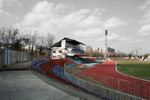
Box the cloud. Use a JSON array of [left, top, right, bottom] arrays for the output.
[[0, 0, 4, 14], [139, 24, 150, 35], [16, 0, 130, 50], [98, 33, 119, 42], [17, 1, 127, 34], [5, 0, 22, 6], [139, 24, 150, 32], [139, 0, 150, 35], [17, 1, 106, 35], [97, 33, 141, 46], [0, 0, 21, 15], [139, 0, 150, 10], [103, 17, 127, 29], [73, 28, 103, 38], [139, 9, 150, 24], [139, 0, 150, 24], [0, 0, 11, 18]]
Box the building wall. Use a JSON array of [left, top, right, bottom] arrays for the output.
[[52, 47, 66, 58], [52, 39, 84, 58], [107, 47, 115, 53]]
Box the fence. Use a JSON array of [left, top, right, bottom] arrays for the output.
[[0, 49, 30, 69], [64, 62, 148, 100]]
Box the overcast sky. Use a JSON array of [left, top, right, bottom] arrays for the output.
[[0, 0, 150, 54]]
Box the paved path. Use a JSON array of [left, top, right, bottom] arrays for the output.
[[0, 62, 104, 100], [4, 62, 31, 70], [0, 62, 79, 100]]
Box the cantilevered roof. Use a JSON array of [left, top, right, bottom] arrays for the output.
[[52, 37, 85, 47]]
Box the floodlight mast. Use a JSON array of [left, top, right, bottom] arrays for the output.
[[105, 30, 108, 58]]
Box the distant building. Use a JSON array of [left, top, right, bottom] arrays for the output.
[[83, 46, 103, 57], [106, 47, 116, 57], [52, 37, 85, 58], [92, 47, 103, 53], [107, 47, 115, 52], [21, 38, 36, 50]]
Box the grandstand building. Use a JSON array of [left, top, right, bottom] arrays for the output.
[[52, 37, 85, 59]]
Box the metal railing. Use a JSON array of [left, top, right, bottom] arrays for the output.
[[64, 62, 147, 100]]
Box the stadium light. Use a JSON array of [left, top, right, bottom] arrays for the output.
[[105, 30, 108, 58]]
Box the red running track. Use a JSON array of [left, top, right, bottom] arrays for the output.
[[76, 61, 150, 99]]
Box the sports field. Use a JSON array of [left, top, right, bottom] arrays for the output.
[[117, 61, 150, 80]]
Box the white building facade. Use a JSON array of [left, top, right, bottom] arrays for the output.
[[52, 37, 85, 59]]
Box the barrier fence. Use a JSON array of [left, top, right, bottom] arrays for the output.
[[64, 62, 149, 100], [0, 49, 30, 69]]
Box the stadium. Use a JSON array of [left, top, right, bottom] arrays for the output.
[[1, 0, 150, 100], [31, 37, 150, 100]]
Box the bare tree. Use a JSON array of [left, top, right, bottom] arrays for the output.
[[0, 27, 20, 49], [24, 30, 37, 50], [37, 33, 55, 54], [85, 46, 94, 57], [93, 50, 102, 57], [23, 30, 38, 60], [38, 35, 46, 47], [38, 33, 55, 48], [46, 33, 55, 50], [116, 52, 127, 57]]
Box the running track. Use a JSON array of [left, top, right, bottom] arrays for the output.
[[76, 61, 150, 99]]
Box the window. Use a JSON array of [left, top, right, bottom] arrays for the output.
[[59, 50, 62, 53]]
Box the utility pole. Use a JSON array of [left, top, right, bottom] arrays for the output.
[[105, 30, 108, 58]]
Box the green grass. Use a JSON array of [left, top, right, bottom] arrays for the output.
[[117, 62, 150, 80]]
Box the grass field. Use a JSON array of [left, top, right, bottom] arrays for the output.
[[117, 61, 150, 80]]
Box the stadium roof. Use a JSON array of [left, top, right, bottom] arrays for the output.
[[52, 37, 85, 47]]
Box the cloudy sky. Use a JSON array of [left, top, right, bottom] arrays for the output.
[[0, 0, 150, 54]]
